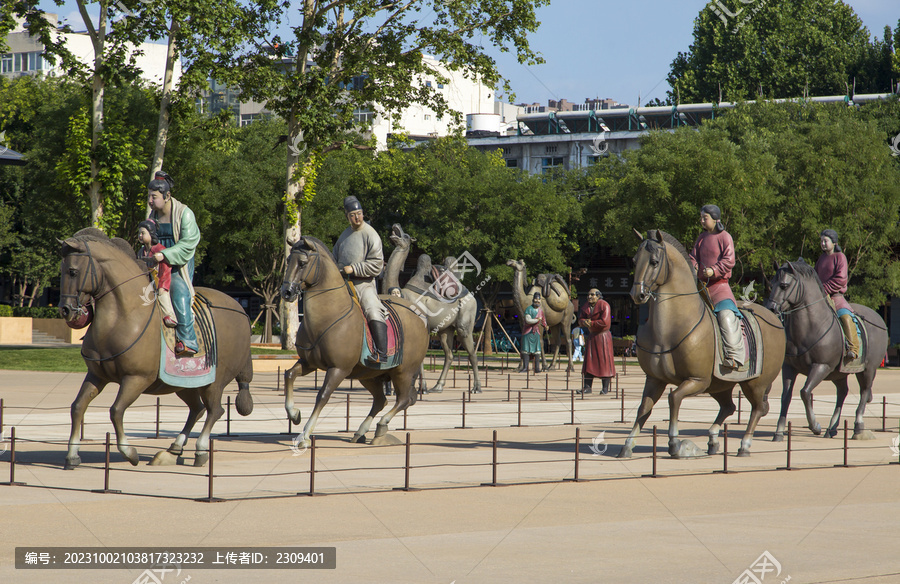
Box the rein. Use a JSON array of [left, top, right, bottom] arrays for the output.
[[286, 250, 356, 354], [64, 242, 158, 363]]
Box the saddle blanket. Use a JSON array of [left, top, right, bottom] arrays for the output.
[[159, 295, 217, 388], [347, 282, 404, 370]]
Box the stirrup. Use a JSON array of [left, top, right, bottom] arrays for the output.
[[174, 341, 196, 357]]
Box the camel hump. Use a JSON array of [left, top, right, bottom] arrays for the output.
[[543, 278, 570, 312]]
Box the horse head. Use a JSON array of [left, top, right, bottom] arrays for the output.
[[630, 229, 667, 304], [764, 260, 803, 314], [281, 236, 337, 301]]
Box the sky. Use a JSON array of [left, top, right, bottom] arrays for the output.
[[39, 0, 900, 107]]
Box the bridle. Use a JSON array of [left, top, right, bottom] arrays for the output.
[[61, 241, 156, 362], [771, 267, 837, 357], [633, 237, 708, 355], [283, 247, 354, 353]]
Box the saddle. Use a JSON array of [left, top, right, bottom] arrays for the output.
[[711, 304, 763, 383], [346, 282, 405, 370], [158, 293, 217, 388]]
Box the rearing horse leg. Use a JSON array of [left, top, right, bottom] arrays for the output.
[[109, 376, 148, 466], [668, 376, 713, 458], [773, 365, 799, 442], [192, 386, 226, 467], [852, 369, 876, 439], [707, 388, 737, 455], [737, 379, 772, 456], [65, 373, 107, 469], [825, 377, 850, 438], [150, 389, 205, 466], [296, 367, 350, 448], [799, 363, 831, 436], [284, 358, 314, 425], [617, 377, 666, 459], [352, 377, 388, 443]]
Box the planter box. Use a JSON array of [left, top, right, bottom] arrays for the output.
[[0, 316, 33, 344], [33, 318, 84, 345]]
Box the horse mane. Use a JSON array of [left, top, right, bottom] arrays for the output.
[[787, 258, 828, 297], [296, 236, 338, 267], [649, 229, 697, 279], [64, 228, 147, 270]]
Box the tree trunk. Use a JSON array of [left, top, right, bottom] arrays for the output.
[[149, 17, 180, 184], [79, 0, 107, 228]]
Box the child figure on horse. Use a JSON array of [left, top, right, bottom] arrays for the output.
[[137, 219, 177, 329], [816, 229, 860, 360], [689, 204, 745, 369]]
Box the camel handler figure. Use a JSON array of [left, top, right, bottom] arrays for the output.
[[333, 195, 389, 366], [816, 228, 860, 360], [521, 292, 548, 374], [689, 204, 745, 369]]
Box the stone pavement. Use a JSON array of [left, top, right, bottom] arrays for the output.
[[1, 358, 899, 583]]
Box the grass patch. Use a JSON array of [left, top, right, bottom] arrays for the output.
[[0, 348, 88, 372]]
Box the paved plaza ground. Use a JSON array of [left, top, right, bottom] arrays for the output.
[[1, 354, 899, 583]]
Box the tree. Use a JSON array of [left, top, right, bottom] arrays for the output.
[[668, 0, 875, 103], [225, 0, 548, 349], [173, 117, 288, 343]]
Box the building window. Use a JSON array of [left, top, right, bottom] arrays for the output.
[[353, 108, 375, 123], [28, 52, 44, 71], [425, 80, 432, 88], [14, 53, 23, 72], [437, 82, 444, 89], [506, 159, 518, 168], [1, 54, 12, 73], [240, 113, 261, 126], [541, 157, 565, 173], [545, 145, 558, 154]]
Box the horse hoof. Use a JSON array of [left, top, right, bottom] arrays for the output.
[[737, 449, 751, 457], [288, 409, 302, 426], [670, 439, 705, 459], [122, 446, 140, 466], [194, 452, 209, 467], [149, 451, 179, 466], [851, 430, 876, 441], [471, 387, 482, 394], [64, 457, 81, 470], [772, 433, 785, 443], [810, 423, 822, 436], [825, 428, 838, 439], [616, 446, 633, 459], [707, 443, 719, 456], [352, 434, 367, 444], [370, 433, 402, 446], [426, 387, 443, 394]]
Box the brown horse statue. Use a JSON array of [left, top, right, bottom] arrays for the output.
[[619, 229, 785, 458], [280, 236, 429, 447], [58, 228, 254, 468], [764, 260, 889, 440]]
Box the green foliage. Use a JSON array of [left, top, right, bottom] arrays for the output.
[[587, 100, 900, 307], [0, 305, 12, 317], [668, 0, 892, 103], [11, 306, 61, 318], [0, 348, 87, 373]]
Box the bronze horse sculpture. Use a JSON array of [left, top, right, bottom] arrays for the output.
[[619, 230, 785, 458], [280, 236, 428, 447], [58, 229, 254, 468], [764, 260, 888, 440]]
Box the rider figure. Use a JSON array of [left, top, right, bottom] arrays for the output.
[[816, 229, 860, 360], [522, 292, 548, 374], [689, 204, 745, 369], [333, 196, 388, 365], [147, 171, 200, 357], [136, 219, 177, 329]]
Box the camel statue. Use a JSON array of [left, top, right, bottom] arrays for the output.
[[384, 224, 482, 393], [507, 259, 575, 372]]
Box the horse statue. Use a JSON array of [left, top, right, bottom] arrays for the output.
[[280, 236, 429, 447], [58, 228, 254, 469], [764, 260, 889, 440], [619, 229, 785, 458]]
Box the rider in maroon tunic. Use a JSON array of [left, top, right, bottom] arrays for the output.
[[576, 289, 615, 395], [689, 204, 744, 369], [815, 229, 859, 359]]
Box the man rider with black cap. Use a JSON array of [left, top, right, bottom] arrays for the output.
[[333, 196, 389, 365]]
